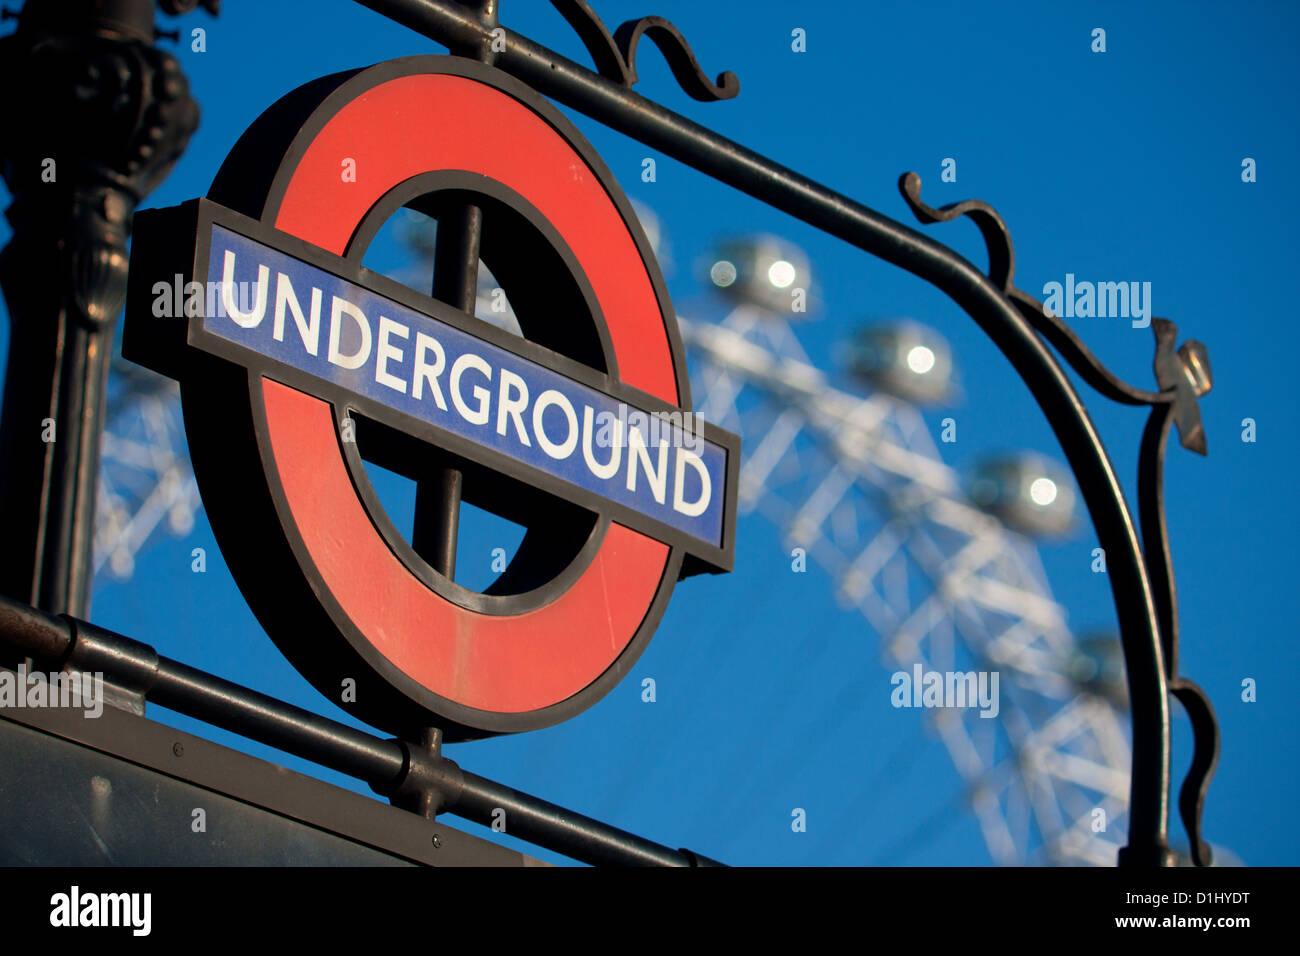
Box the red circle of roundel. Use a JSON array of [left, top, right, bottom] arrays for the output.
[[251, 63, 682, 720]]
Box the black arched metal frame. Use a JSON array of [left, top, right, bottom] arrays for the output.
[[355, 0, 1219, 867], [0, 0, 1219, 869]]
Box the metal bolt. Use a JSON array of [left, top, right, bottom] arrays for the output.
[[172, 742, 184, 757]]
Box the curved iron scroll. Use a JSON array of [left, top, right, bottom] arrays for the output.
[[899, 172, 1171, 410], [901, 172, 1219, 864], [549, 0, 739, 101]]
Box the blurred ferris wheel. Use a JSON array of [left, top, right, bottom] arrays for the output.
[[95, 202, 1137, 865], [95, 340, 200, 581], [681, 231, 1131, 866]]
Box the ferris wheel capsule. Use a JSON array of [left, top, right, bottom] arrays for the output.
[[706, 235, 813, 317], [967, 453, 1077, 538], [847, 320, 954, 404]]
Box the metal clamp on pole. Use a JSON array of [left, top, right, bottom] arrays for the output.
[[383, 727, 466, 819], [62, 616, 160, 716]]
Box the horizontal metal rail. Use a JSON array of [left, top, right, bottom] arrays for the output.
[[0, 594, 721, 867]]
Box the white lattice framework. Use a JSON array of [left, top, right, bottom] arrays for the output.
[[94, 353, 200, 581], [682, 303, 1132, 865]]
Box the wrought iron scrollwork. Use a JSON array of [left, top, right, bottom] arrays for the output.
[[900, 170, 1219, 865], [549, 0, 739, 101], [900, 172, 1166, 408]]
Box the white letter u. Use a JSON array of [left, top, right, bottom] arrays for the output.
[[221, 249, 268, 328]]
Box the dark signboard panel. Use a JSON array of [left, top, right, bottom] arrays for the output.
[[0, 702, 539, 867]]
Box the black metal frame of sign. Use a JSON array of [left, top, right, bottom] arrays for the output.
[[339, 0, 1220, 868], [0, 0, 1221, 868]]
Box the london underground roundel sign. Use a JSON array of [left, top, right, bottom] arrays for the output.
[[123, 56, 739, 739]]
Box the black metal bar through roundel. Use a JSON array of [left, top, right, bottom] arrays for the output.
[[337, 172, 621, 614]]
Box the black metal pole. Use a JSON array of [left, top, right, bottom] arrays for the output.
[[349, 0, 1174, 865], [0, 0, 199, 617], [411, 200, 480, 577], [411, 1, 498, 579], [449, 765, 716, 866]]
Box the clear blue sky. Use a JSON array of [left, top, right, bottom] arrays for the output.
[[2, 0, 1296, 865]]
